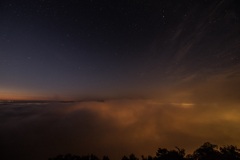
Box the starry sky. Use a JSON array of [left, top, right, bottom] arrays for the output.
[[1, 0, 239, 100], [1, 0, 240, 160]]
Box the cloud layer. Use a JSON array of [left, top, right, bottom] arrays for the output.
[[1, 93, 240, 160]]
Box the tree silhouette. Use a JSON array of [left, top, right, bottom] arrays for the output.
[[102, 156, 110, 160], [141, 155, 154, 160], [48, 154, 81, 160], [122, 155, 129, 160], [122, 154, 138, 160], [220, 145, 240, 160], [156, 147, 185, 160], [49, 154, 99, 160], [49, 142, 240, 160], [192, 142, 219, 160]]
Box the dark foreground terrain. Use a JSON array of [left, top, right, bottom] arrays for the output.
[[50, 142, 240, 160]]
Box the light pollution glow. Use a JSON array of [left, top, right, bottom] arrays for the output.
[[1, 99, 240, 160], [1, 71, 240, 160], [1, 66, 240, 160]]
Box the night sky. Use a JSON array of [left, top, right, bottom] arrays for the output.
[[1, 0, 240, 160]]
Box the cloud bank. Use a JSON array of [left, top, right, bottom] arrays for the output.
[[1, 92, 240, 160]]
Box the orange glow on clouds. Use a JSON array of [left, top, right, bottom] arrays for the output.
[[1, 98, 240, 159]]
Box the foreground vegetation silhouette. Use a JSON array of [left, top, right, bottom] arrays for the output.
[[49, 142, 240, 160]]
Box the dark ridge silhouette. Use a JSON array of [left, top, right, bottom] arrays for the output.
[[49, 142, 240, 160]]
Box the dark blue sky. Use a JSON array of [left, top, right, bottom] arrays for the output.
[[1, 0, 240, 100]]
